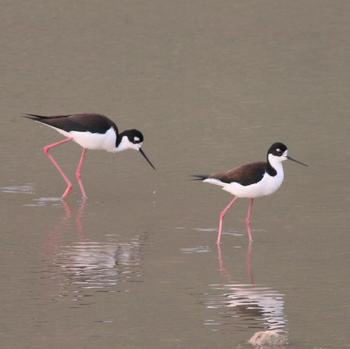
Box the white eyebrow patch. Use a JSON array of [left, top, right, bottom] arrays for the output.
[[134, 137, 140, 142]]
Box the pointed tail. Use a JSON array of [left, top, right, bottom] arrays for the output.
[[23, 114, 52, 121], [191, 174, 209, 181]]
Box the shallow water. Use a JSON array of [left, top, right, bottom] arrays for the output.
[[1, 1, 350, 348]]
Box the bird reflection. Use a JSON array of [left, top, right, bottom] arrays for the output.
[[44, 200, 147, 300], [216, 234, 255, 285], [206, 225, 288, 347]]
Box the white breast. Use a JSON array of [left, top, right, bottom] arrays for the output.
[[59, 127, 117, 151]]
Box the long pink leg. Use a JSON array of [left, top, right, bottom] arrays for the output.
[[245, 199, 254, 241], [217, 197, 239, 244], [75, 149, 88, 199], [43, 138, 73, 199]]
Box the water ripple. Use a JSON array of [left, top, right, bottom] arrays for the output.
[[0, 184, 34, 194], [180, 246, 210, 254], [205, 283, 287, 332], [52, 238, 144, 293]]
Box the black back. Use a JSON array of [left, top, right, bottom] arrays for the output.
[[211, 162, 267, 186], [25, 113, 118, 135]]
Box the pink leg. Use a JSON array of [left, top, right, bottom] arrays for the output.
[[217, 197, 239, 244], [75, 149, 88, 199], [43, 138, 73, 199], [246, 240, 255, 284], [245, 199, 254, 241]]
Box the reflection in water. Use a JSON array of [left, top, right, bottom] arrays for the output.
[[0, 184, 34, 194], [55, 239, 143, 290], [205, 227, 288, 346], [181, 246, 210, 254], [44, 200, 147, 301]]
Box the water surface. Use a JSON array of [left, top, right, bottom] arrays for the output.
[[1, 1, 350, 348]]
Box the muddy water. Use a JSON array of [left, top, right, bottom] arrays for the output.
[[1, 1, 350, 348]]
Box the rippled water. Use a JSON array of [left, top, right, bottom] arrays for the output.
[[206, 283, 287, 330], [0, 184, 34, 195], [37, 201, 148, 302], [206, 254, 287, 335]]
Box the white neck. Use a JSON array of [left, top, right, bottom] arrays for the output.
[[268, 154, 285, 175]]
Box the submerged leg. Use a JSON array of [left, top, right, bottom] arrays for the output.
[[245, 198, 254, 241], [75, 149, 88, 199], [43, 138, 73, 199], [217, 197, 239, 244]]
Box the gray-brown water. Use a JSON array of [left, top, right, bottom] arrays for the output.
[[1, 1, 350, 348]]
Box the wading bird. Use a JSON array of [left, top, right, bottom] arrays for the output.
[[193, 142, 307, 243], [25, 113, 155, 199]]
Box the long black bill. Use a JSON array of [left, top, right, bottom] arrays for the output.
[[287, 155, 308, 167], [139, 148, 156, 170]]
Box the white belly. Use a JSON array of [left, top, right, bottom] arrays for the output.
[[56, 127, 117, 151], [222, 171, 284, 198]]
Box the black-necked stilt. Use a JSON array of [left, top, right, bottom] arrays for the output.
[[193, 142, 307, 244], [25, 113, 155, 199]]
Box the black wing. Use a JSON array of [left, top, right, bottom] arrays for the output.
[[25, 113, 118, 134], [211, 162, 267, 186]]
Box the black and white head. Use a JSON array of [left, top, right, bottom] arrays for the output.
[[118, 129, 155, 169], [119, 129, 144, 151], [267, 142, 307, 166]]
